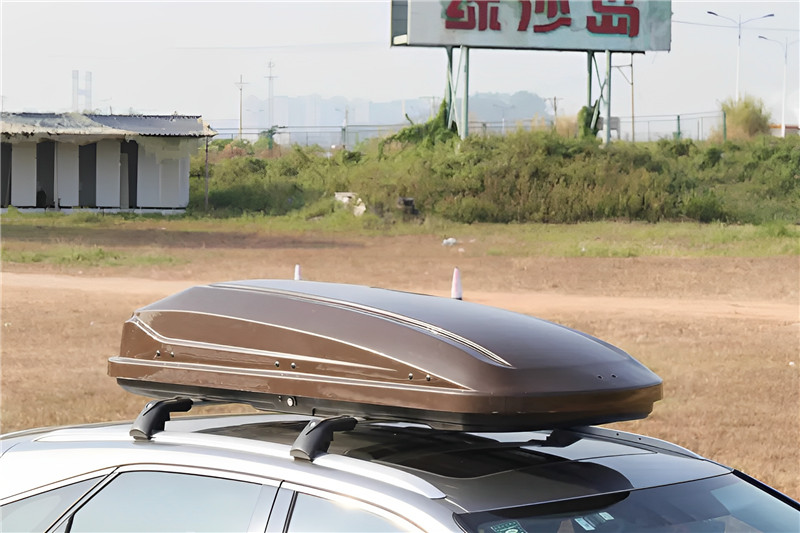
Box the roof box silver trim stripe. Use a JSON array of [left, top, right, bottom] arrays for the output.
[[212, 283, 512, 368]]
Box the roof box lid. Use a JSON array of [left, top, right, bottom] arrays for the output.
[[109, 280, 662, 430]]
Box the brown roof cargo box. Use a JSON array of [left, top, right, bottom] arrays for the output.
[[109, 280, 662, 430]]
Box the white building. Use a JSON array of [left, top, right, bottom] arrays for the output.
[[1, 113, 215, 213]]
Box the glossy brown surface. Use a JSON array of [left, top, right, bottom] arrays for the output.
[[109, 280, 663, 430]]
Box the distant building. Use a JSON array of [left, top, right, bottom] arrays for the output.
[[1, 113, 215, 213], [768, 124, 799, 137]]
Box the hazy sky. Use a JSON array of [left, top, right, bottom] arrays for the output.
[[2, 1, 798, 126]]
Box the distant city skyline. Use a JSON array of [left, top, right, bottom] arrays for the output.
[[205, 91, 551, 146], [231, 90, 549, 127], [2, 1, 798, 128]]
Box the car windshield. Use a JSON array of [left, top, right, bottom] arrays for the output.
[[455, 473, 799, 533]]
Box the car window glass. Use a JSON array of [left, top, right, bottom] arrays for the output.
[[66, 471, 268, 532], [0, 477, 101, 533], [286, 492, 410, 533], [455, 473, 800, 533]]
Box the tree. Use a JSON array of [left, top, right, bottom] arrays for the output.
[[718, 96, 772, 139], [577, 102, 600, 139]]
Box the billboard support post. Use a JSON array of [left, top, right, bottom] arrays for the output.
[[605, 51, 612, 146], [391, 1, 671, 142], [444, 46, 470, 138], [630, 53, 635, 142], [587, 52, 594, 109], [445, 46, 453, 128], [461, 46, 470, 139]]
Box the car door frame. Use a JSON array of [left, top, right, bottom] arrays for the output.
[[45, 464, 282, 533]]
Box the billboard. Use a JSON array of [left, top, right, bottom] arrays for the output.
[[392, 0, 671, 52]]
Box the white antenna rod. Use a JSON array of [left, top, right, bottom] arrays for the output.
[[451, 267, 462, 300]]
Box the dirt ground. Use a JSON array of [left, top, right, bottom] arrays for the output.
[[1, 231, 798, 498]]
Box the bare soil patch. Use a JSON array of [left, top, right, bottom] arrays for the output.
[[1, 232, 798, 498]]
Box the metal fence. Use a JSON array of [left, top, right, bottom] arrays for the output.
[[212, 110, 727, 147], [469, 111, 725, 142], [213, 124, 409, 149], [621, 111, 725, 142]]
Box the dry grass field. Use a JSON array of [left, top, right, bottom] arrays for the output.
[[1, 219, 798, 500]]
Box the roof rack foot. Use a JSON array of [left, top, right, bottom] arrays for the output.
[[291, 416, 358, 461], [130, 397, 193, 441]]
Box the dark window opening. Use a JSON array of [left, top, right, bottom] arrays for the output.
[[78, 143, 96, 207], [36, 140, 56, 208], [1, 142, 11, 207]]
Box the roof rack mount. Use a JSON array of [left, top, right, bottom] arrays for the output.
[[129, 396, 359, 462], [290, 416, 358, 461], [129, 397, 193, 441]]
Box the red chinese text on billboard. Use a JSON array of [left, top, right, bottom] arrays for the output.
[[518, 1, 572, 33], [445, 0, 502, 31], [444, 0, 641, 39], [587, 0, 639, 37]]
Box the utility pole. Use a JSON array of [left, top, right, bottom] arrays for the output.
[[204, 137, 209, 211], [493, 103, 514, 134], [612, 55, 634, 141], [423, 96, 438, 119], [759, 36, 799, 138], [341, 106, 349, 150], [235, 75, 249, 139], [552, 97, 557, 125], [265, 61, 277, 128], [707, 11, 775, 101], [551, 97, 564, 130], [630, 54, 634, 141]]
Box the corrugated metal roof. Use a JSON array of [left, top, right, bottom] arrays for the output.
[[1, 112, 216, 138]]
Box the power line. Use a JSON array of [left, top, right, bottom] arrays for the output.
[[673, 19, 797, 32], [175, 41, 383, 51]]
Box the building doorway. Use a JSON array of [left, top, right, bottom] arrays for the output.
[[36, 141, 56, 208], [78, 143, 97, 207], [1, 143, 11, 207]]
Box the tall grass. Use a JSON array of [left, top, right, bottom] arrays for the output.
[[190, 133, 800, 225], [1, 244, 181, 267], [712, 96, 771, 140], [3, 209, 798, 259]]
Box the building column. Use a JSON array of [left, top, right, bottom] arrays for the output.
[[10, 143, 37, 207]]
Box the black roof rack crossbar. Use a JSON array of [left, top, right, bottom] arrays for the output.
[[291, 416, 358, 461], [130, 397, 193, 441]]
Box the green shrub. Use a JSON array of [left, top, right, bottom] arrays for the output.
[[698, 146, 723, 169], [209, 139, 234, 152], [378, 100, 457, 155], [187, 131, 799, 224], [684, 192, 726, 222], [718, 96, 771, 139], [577, 103, 600, 139]]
